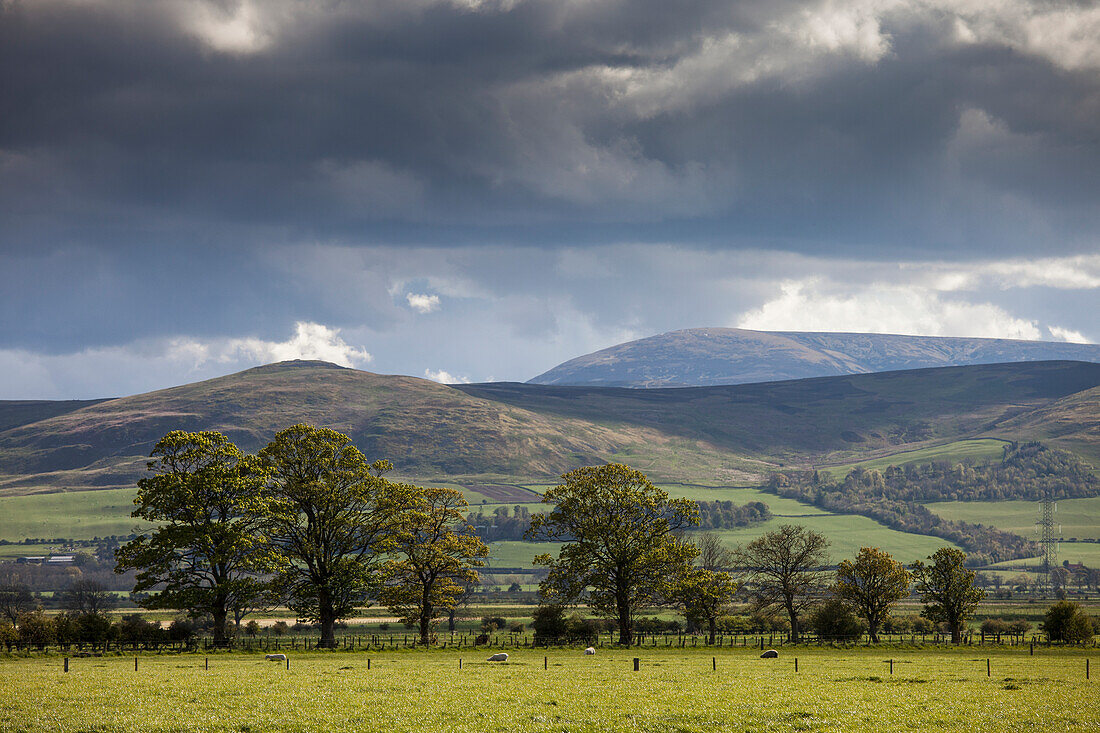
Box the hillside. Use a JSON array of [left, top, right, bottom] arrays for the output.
[[528, 328, 1100, 387], [3, 359, 1099, 498], [0, 360, 713, 495]]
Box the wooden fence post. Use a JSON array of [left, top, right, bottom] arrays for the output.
[[64, 658, 69, 673], [633, 658, 640, 672], [986, 659, 990, 677]]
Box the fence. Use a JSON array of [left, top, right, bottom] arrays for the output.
[[4, 629, 1088, 654]]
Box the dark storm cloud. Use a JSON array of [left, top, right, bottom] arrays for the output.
[[1, 0, 1098, 365]]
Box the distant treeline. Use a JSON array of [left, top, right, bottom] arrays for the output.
[[468, 500, 770, 541], [765, 442, 1099, 565]]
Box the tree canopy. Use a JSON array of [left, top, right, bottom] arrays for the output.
[[834, 547, 910, 643], [379, 486, 488, 645], [733, 524, 830, 642], [259, 424, 417, 647], [114, 431, 274, 645], [910, 547, 985, 644], [527, 463, 699, 645]]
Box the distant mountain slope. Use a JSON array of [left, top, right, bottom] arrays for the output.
[[0, 360, 686, 493], [528, 328, 1100, 387], [0, 400, 108, 433], [2, 360, 1098, 496]]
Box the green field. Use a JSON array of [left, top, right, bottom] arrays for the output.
[[818, 439, 1011, 478], [1, 647, 1095, 732], [0, 488, 153, 541], [926, 497, 1100, 542]]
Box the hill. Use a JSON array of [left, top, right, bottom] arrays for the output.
[[2, 359, 1098, 498], [528, 328, 1100, 387]]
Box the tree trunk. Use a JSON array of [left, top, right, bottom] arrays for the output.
[[950, 620, 962, 645], [617, 589, 632, 646], [448, 609, 457, 632], [786, 599, 800, 642], [708, 617, 717, 645], [212, 605, 229, 647], [318, 588, 336, 648]]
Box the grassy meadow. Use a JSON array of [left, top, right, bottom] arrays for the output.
[[1, 646, 1095, 732]]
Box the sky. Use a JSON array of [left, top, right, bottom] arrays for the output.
[[1, 0, 1098, 399]]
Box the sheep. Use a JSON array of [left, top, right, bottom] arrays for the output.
[[760, 649, 779, 659], [487, 652, 509, 662], [266, 653, 288, 661], [584, 647, 596, 655]]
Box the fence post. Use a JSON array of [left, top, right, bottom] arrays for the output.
[[134, 657, 138, 672], [544, 656, 548, 670], [633, 658, 639, 672], [795, 658, 798, 673], [986, 659, 990, 677], [713, 657, 716, 671], [889, 659, 893, 675], [64, 657, 69, 673]]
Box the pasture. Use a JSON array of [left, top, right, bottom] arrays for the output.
[[0, 646, 1094, 732]]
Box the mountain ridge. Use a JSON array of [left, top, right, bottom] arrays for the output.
[[528, 328, 1100, 388]]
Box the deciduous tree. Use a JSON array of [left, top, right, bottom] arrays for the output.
[[527, 463, 699, 645], [910, 547, 984, 644], [834, 547, 910, 642], [379, 487, 488, 645], [1042, 600, 1094, 643], [115, 431, 274, 646], [259, 424, 415, 648], [733, 524, 830, 642], [674, 566, 739, 644]]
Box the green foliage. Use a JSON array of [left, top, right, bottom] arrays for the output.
[[674, 566, 739, 644], [527, 463, 699, 645], [911, 548, 985, 644], [733, 524, 830, 642], [114, 431, 275, 644], [379, 487, 488, 644], [808, 598, 864, 641], [259, 424, 416, 647], [1042, 600, 1094, 643], [834, 547, 910, 642], [15, 608, 55, 646]]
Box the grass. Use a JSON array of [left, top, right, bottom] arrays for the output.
[[925, 496, 1100, 542], [0, 488, 151, 541], [818, 438, 1012, 478], [0, 647, 1095, 732]]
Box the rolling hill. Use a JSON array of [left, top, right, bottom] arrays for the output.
[[2, 358, 1099, 566], [528, 328, 1100, 388], [2, 359, 1098, 498]]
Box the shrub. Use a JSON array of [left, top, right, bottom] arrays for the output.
[[16, 608, 55, 646], [531, 604, 569, 644], [1043, 600, 1094, 643], [1008, 619, 1031, 635], [981, 618, 1011, 635], [881, 615, 910, 634], [509, 621, 525, 633], [910, 617, 935, 633], [481, 616, 507, 632], [245, 620, 260, 637], [167, 618, 196, 641], [808, 599, 863, 641], [271, 620, 289, 636]]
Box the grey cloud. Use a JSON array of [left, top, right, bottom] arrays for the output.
[[2, 0, 1098, 259]]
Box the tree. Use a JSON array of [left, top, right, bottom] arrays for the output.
[[697, 532, 735, 571], [910, 547, 984, 644], [1043, 600, 1094, 643], [259, 424, 415, 648], [733, 524, 830, 642], [675, 567, 739, 644], [808, 598, 863, 641], [0, 582, 34, 625], [379, 487, 489, 645], [115, 431, 274, 646], [526, 463, 699, 646], [834, 547, 911, 643], [61, 579, 116, 617]]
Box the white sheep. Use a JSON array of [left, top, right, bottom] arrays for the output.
[[266, 653, 288, 661], [486, 652, 509, 662], [584, 647, 595, 655]]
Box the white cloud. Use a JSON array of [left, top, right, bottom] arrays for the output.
[[406, 293, 441, 314], [0, 322, 372, 400], [194, 321, 373, 367], [423, 368, 470, 384], [1047, 326, 1089, 344], [737, 279, 1044, 340]]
